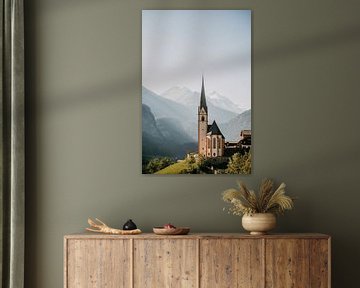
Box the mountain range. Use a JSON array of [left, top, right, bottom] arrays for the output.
[[142, 104, 197, 161], [161, 86, 243, 123], [142, 86, 251, 159], [218, 109, 251, 141], [161, 86, 245, 114]]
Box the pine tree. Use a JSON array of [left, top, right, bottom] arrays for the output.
[[226, 152, 251, 174]]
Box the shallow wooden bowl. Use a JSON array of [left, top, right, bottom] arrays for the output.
[[153, 227, 190, 235]]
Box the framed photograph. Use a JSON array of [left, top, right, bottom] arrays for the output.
[[142, 10, 251, 174]]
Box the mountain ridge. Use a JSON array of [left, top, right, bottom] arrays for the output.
[[161, 86, 245, 114], [142, 85, 251, 144]]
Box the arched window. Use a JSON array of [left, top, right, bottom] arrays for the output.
[[201, 116, 205, 121], [213, 138, 216, 149]]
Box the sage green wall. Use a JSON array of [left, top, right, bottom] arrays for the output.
[[25, 0, 360, 287]]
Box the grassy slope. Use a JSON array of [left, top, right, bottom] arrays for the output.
[[155, 161, 188, 174]]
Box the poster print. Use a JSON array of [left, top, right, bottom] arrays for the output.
[[142, 10, 251, 174]]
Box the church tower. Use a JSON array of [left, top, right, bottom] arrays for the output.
[[198, 76, 208, 156]]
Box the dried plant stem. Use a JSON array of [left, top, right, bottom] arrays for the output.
[[222, 179, 294, 216], [86, 218, 142, 235]]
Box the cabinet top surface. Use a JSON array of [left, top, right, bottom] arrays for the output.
[[64, 232, 330, 240]]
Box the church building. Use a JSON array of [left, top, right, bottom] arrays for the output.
[[198, 76, 225, 157]]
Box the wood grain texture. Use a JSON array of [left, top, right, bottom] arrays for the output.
[[66, 239, 131, 288], [200, 239, 264, 288], [265, 239, 310, 288], [310, 239, 329, 288], [64, 234, 330, 288], [133, 239, 197, 288]]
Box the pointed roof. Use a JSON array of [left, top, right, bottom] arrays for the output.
[[207, 120, 225, 138], [199, 75, 208, 112]]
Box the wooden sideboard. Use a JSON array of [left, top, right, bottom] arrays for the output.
[[64, 233, 330, 288]]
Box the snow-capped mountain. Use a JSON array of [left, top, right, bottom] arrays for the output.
[[161, 86, 245, 114], [143, 86, 192, 121], [160, 86, 195, 106], [142, 86, 251, 143], [160, 86, 196, 107], [207, 91, 245, 114]]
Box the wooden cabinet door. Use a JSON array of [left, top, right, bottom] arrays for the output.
[[265, 239, 329, 288], [134, 239, 198, 288], [266, 239, 310, 288], [265, 239, 330, 288], [200, 239, 264, 288], [65, 239, 131, 288]]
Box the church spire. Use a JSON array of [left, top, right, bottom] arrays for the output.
[[200, 75, 208, 112]]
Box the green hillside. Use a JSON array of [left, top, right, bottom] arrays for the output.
[[155, 161, 188, 174]]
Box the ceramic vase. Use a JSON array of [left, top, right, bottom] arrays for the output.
[[242, 213, 276, 235]]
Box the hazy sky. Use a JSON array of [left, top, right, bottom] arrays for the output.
[[142, 10, 251, 109]]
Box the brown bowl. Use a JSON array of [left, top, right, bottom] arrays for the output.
[[153, 227, 190, 235]]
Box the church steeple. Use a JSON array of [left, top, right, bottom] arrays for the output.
[[198, 75, 208, 156], [200, 75, 208, 112], [197, 75, 225, 158]]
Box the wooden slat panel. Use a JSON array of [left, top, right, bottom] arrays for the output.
[[310, 239, 329, 288], [66, 239, 131, 288], [64, 234, 331, 288], [265, 239, 310, 288], [133, 239, 197, 288], [200, 239, 264, 288]]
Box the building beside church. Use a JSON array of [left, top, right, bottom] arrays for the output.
[[239, 130, 251, 149], [198, 76, 225, 157]]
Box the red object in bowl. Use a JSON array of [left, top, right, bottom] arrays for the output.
[[163, 223, 176, 229]]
